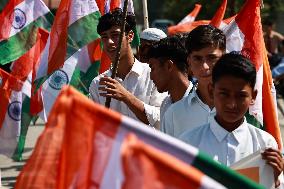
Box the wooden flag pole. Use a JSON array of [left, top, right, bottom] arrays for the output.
[[105, 0, 129, 108], [142, 0, 149, 29]]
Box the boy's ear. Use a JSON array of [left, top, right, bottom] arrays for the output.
[[187, 55, 193, 77], [126, 30, 134, 43], [166, 60, 174, 72], [208, 82, 214, 100], [250, 89, 258, 105]]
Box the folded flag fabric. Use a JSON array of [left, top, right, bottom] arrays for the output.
[[16, 86, 263, 189], [0, 68, 23, 157]]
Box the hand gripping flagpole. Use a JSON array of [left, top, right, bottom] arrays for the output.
[[105, 0, 129, 108]]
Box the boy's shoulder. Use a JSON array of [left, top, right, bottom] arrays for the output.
[[165, 87, 197, 114], [246, 123, 278, 149], [179, 122, 210, 145]]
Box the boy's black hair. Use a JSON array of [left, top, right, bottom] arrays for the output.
[[186, 25, 226, 54], [212, 52, 256, 88], [148, 34, 189, 74], [97, 8, 136, 35]]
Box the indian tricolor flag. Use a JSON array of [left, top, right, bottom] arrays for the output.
[[16, 86, 264, 189], [0, 68, 23, 157], [168, 1, 232, 35], [0, 0, 53, 65], [168, 4, 202, 35], [35, 0, 101, 88], [223, 0, 282, 149], [178, 4, 202, 25]]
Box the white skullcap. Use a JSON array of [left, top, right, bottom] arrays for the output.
[[140, 28, 167, 41]]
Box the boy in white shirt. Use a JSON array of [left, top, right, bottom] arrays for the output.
[[180, 53, 283, 187], [161, 25, 226, 137], [147, 35, 193, 128], [89, 9, 166, 127]]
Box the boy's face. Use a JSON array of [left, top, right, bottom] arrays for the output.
[[149, 58, 171, 93], [211, 75, 257, 130], [188, 46, 223, 84], [138, 39, 153, 63], [100, 26, 133, 62]]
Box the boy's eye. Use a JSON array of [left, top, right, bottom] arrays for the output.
[[239, 93, 249, 98], [207, 55, 219, 62], [193, 56, 202, 62], [219, 91, 228, 96]]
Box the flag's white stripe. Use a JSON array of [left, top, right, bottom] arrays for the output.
[[39, 51, 79, 121], [9, 0, 50, 37], [178, 15, 195, 25], [121, 116, 198, 163], [250, 65, 263, 124], [104, 0, 134, 14], [224, 21, 244, 53], [21, 72, 32, 98], [200, 176, 227, 189], [120, 0, 134, 13], [69, 0, 99, 25], [0, 91, 22, 157], [104, 0, 111, 13], [77, 46, 91, 72]]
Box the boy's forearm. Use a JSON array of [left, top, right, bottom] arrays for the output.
[[123, 92, 150, 125]]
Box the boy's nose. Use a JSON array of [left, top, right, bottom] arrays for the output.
[[202, 62, 210, 70], [226, 98, 237, 109]]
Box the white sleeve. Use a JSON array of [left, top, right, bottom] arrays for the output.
[[143, 86, 167, 127], [89, 78, 101, 103]]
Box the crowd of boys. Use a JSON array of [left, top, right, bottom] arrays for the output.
[[89, 9, 284, 188]]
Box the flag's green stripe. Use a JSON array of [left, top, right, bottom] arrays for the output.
[[0, 12, 54, 65], [35, 75, 49, 91], [12, 97, 33, 162], [66, 11, 101, 59], [131, 27, 140, 47], [192, 152, 264, 189], [0, 0, 9, 13], [245, 111, 263, 129], [70, 61, 100, 95]]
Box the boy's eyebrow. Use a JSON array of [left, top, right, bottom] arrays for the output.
[[216, 87, 228, 91], [110, 31, 120, 33]]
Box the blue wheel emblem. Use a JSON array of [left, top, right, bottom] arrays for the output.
[[8, 101, 21, 121], [48, 70, 69, 90], [12, 8, 26, 29]]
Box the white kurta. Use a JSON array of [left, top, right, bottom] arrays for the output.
[[179, 117, 278, 166], [89, 59, 167, 126], [161, 87, 215, 137]]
